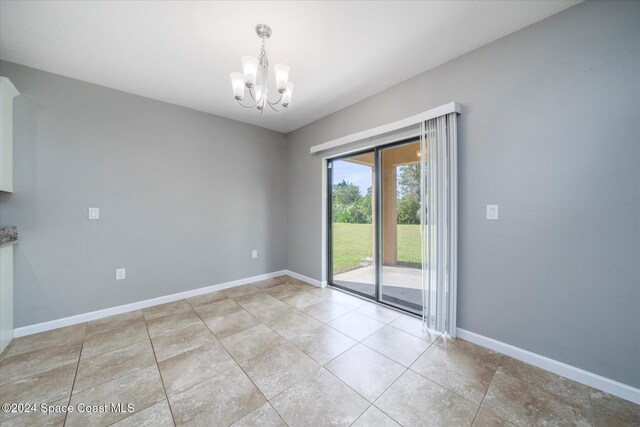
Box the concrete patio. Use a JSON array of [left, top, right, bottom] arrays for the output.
[[334, 265, 423, 312]]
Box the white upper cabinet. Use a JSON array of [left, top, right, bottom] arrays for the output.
[[0, 77, 20, 193]]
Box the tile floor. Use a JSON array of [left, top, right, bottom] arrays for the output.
[[1, 275, 638, 426]]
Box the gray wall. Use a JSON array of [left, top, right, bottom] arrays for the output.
[[285, 1, 640, 387], [0, 61, 288, 327]]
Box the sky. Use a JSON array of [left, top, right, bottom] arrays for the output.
[[332, 160, 372, 195]]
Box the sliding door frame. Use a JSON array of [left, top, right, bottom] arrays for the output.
[[326, 136, 422, 315], [376, 137, 423, 316], [327, 147, 378, 301]]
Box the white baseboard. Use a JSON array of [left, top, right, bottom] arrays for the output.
[[13, 270, 288, 338], [284, 270, 323, 287], [457, 328, 640, 405]]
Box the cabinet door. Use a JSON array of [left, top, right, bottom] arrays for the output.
[[0, 77, 19, 193], [0, 244, 14, 353]]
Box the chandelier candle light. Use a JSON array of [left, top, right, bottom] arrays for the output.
[[230, 24, 294, 113]]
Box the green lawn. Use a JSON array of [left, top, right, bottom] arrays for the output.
[[397, 224, 422, 268], [332, 223, 421, 274]]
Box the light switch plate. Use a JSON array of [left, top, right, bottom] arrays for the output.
[[115, 268, 126, 280], [88, 207, 100, 220], [252, 250, 258, 259], [486, 205, 499, 220]]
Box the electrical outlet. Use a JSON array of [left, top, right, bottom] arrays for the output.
[[486, 205, 499, 220], [115, 268, 126, 280], [88, 207, 100, 219], [252, 250, 258, 259]]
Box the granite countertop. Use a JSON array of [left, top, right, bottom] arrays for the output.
[[0, 226, 18, 246]]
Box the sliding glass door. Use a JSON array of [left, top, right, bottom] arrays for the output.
[[327, 112, 458, 335], [379, 141, 423, 314], [328, 150, 376, 298], [328, 140, 423, 315]]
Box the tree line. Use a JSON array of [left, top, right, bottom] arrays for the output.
[[332, 164, 421, 225]]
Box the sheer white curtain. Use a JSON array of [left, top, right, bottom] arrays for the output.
[[420, 113, 458, 337]]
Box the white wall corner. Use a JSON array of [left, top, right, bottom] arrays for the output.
[[284, 270, 323, 287]]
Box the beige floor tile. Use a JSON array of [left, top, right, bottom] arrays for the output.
[[300, 299, 351, 323], [193, 298, 242, 322], [388, 314, 440, 342], [0, 364, 76, 423], [168, 365, 265, 426], [151, 321, 217, 362], [243, 298, 297, 323], [250, 276, 288, 291], [9, 286, 637, 427], [362, 325, 430, 367], [472, 408, 516, 426], [263, 283, 301, 299], [85, 311, 143, 338], [356, 303, 402, 324], [328, 311, 385, 341], [73, 341, 156, 393], [0, 342, 82, 385], [224, 285, 261, 299], [307, 286, 342, 299], [220, 324, 287, 362], [82, 318, 149, 358], [498, 356, 591, 410], [1, 324, 86, 359], [326, 344, 405, 402], [234, 291, 278, 307], [158, 341, 236, 396], [280, 291, 325, 309], [231, 402, 286, 427], [267, 310, 323, 340], [435, 335, 502, 369], [145, 309, 202, 338], [327, 292, 369, 309], [0, 397, 69, 427], [278, 276, 305, 285], [376, 370, 478, 426], [289, 325, 357, 365], [185, 291, 228, 308], [589, 389, 640, 427], [282, 275, 311, 287], [205, 309, 262, 339], [291, 282, 318, 292], [482, 370, 592, 426], [353, 406, 401, 427], [66, 366, 165, 427], [240, 342, 319, 399], [271, 368, 369, 427], [112, 399, 174, 427], [411, 345, 495, 404], [142, 300, 192, 321]]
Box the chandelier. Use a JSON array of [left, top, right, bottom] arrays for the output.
[[229, 24, 294, 114]]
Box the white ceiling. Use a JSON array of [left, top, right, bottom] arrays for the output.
[[0, 1, 579, 133]]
